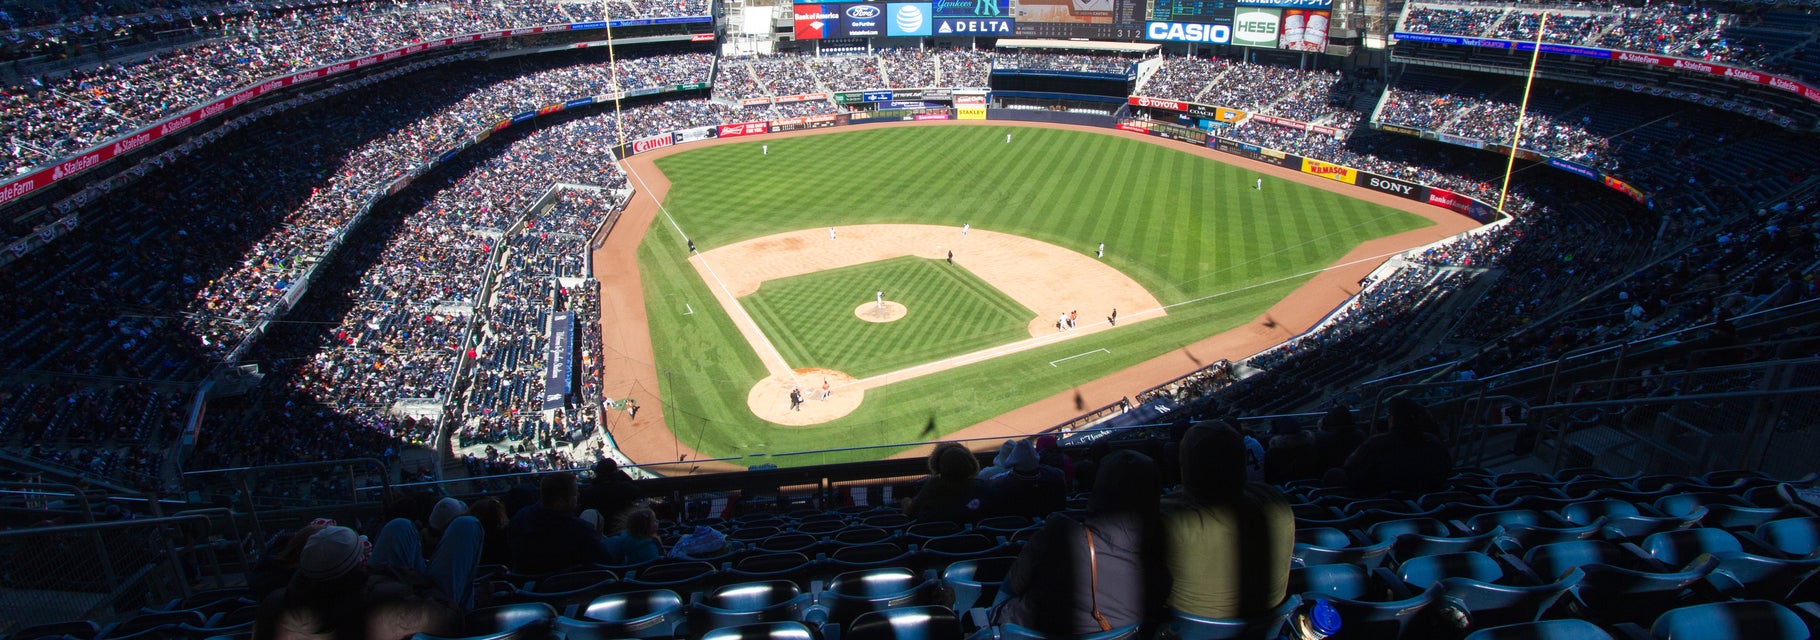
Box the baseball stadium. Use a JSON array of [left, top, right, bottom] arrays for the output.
[[1, 0, 1819, 636]]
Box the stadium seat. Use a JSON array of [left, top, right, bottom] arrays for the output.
[[941, 556, 1017, 611], [1294, 538, 1393, 570], [415, 602, 555, 640], [1740, 516, 1820, 558], [1703, 551, 1820, 600], [624, 560, 719, 594], [824, 543, 916, 573], [1368, 517, 1455, 544], [974, 516, 1038, 536], [817, 567, 939, 626], [917, 534, 1007, 570], [1397, 552, 1509, 591], [8, 620, 99, 640], [903, 521, 967, 542], [1391, 528, 1505, 566], [963, 623, 1138, 640], [796, 519, 848, 536], [692, 580, 810, 632], [699, 621, 819, 640], [1460, 619, 1613, 640], [755, 533, 821, 555], [1295, 527, 1354, 549], [845, 605, 963, 640], [1555, 555, 1721, 627], [1433, 569, 1583, 634], [1640, 529, 1742, 567], [831, 527, 897, 546], [1601, 510, 1705, 542], [1648, 599, 1812, 640], [1287, 563, 1434, 639], [1559, 500, 1641, 527], [567, 590, 684, 638], [1160, 594, 1300, 640], [98, 610, 207, 640], [725, 552, 818, 586]]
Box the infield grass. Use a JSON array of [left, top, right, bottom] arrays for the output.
[[638, 125, 1433, 464], [745, 257, 1033, 378]]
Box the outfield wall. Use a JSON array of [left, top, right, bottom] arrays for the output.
[[985, 109, 1118, 128]]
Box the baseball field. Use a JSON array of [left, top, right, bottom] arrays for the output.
[[618, 124, 1442, 465]]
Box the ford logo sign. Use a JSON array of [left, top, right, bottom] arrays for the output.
[[847, 5, 879, 18]]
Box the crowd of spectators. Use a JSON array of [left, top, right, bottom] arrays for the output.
[[995, 51, 1133, 75], [610, 98, 740, 139], [1377, 87, 1614, 168], [877, 48, 938, 88], [1597, 5, 1727, 54], [1202, 60, 1324, 113], [942, 48, 993, 87], [0, 0, 710, 177], [804, 54, 882, 91], [1400, 7, 1503, 36], [1137, 56, 1227, 103], [1, 382, 185, 490], [748, 55, 821, 96], [1490, 11, 1609, 45]]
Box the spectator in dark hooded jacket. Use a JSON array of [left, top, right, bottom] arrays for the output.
[[1311, 405, 1364, 473], [905, 442, 985, 523], [1263, 417, 1324, 484], [992, 450, 1169, 634], [982, 439, 1068, 519], [1340, 397, 1453, 495]]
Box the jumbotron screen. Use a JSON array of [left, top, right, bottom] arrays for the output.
[[1012, 0, 1146, 40]]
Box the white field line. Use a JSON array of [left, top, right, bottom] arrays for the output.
[[1050, 348, 1110, 367]]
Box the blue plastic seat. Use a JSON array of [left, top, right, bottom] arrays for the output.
[[1649, 599, 1810, 640], [1559, 500, 1641, 527], [824, 542, 916, 573], [565, 590, 684, 639], [1602, 510, 1705, 542], [1391, 528, 1506, 566], [1704, 552, 1820, 600], [1295, 527, 1353, 549], [725, 552, 818, 586], [1746, 516, 1820, 559], [963, 624, 1139, 640], [820, 567, 939, 626], [1564, 556, 1721, 626], [1460, 619, 1613, 640], [941, 556, 1017, 611], [1521, 540, 1659, 580], [1640, 528, 1742, 567], [623, 560, 719, 594], [699, 621, 818, 640], [1496, 520, 1605, 555], [415, 603, 555, 640], [845, 605, 962, 640], [1398, 552, 1508, 591], [692, 580, 809, 631], [1367, 517, 1454, 544], [1294, 538, 1393, 571], [1160, 594, 1301, 640], [1434, 568, 1583, 634]]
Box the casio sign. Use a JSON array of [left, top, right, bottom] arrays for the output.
[[847, 5, 879, 18], [1145, 21, 1230, 43]]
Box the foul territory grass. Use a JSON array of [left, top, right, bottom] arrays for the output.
[[744, 256, 1033, 379], [639, 125, 1432, 464]]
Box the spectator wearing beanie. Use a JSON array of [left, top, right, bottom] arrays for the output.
[[421, 497, 466, 548], [977, 440, 1018, 481], [581, 457, 642, 523], [905, 442, 985, 523], [1263, 418, 1324, 484], [249, 522, 328, 599], [1311, 405, 1364, 472], [1161, 423, 1295, 619], [506, 473, 612, 574], [255, 525, 379, 640], [991, 450, 1169, 635], [1034, 434, 1076, 488], [1340, 397, 1453, 495], [981, 439, 1067, 519]]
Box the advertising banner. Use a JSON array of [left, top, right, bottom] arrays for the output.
[[537, 103, 565, 116], [691, 33, 717, 41], [1300, 157, 1357, 184], [958, 106, 987, 119], [741, 97, 773, 107], [1145, 21, 1232, 43], [564, 97, 594, 109], [888, 3, 933, 35], [1359, 173, 1423, 200], [937, 17, 1014, 34], [1231, 8, 1280, 47], [841, 2, 885, 35], [543, 311, 574, 411], [511, 111, 536, 123], [794, 3, 840, 39], [1426, 188, 1477, 215], [1602, 175, 1647, 204], [1545, 157, 1598, 181], [914, 112, 952, 120], [1280, 9, 1329, 52], [1377, 123, 1423, 136], [1117, 122, 1152, 134], [719, 121, 771, 137], [1129, 95, 1188, 111], [776, 92, 831, 104], [1209, 136, 1299, 168], [954, 92, 989, 105], [675, 126, 716, 143], [631, 134, 676, 154], [1432, 132, 1486, 150], [933, 0, 1013, 34]]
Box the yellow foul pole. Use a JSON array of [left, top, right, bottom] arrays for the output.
[[1497, 12, 1548, 215]]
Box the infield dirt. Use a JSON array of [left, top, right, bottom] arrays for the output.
[[591, 121, 1480, 473]]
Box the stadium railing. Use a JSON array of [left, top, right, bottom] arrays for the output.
[[0, 512, 248, 631]]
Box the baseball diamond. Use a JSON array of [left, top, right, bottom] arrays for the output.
[[597, 123, 1477, 467]]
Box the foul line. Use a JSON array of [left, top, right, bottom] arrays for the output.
[[1050, 348, 1109, 367]]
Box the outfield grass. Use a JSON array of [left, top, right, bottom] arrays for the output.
[[745, 256, 1033, 378], [639, 125, 1432, 464]]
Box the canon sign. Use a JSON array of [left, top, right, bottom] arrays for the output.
[[1144, 22, 1231, 43]]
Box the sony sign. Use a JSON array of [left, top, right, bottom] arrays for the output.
[[1144, 21, 1231, 44]]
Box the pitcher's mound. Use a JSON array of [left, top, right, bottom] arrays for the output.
[[748, 368, 863, 425], [854, 301, 907, 323]]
